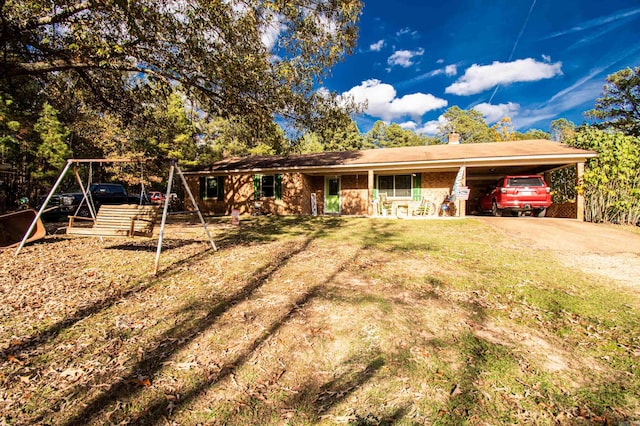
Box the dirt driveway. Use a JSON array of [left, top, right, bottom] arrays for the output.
[[475, 217, 640, 292]]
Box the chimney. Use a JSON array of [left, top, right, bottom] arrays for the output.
[[448, 132, 460, 144]]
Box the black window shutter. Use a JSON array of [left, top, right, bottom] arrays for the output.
[[275, 174, 283, 200], [199, 176, 206, 200], [217, 177, 224, 201]]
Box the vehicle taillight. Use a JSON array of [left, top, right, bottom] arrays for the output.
[[545, 187, 551, 193]]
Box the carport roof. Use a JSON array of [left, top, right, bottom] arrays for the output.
[[188, 139, 597, 175]]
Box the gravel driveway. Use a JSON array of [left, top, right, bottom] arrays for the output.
[[475, 217, 640, 293]]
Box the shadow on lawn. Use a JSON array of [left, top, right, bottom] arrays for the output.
[[212, 215, 348, 245], [3, 218, 336, 364], [0, 279, 158, 361], [59, 224, 398, 425], [106, 238, 201, 252], [18, 216, 531, 424], [60, 231, 320, 425]]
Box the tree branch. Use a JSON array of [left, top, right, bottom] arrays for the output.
[[19, 1, 91, 31]]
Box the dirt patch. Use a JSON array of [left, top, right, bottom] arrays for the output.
[[476, 217, 640, 292]]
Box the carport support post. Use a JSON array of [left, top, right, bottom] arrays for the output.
[[367, 169, 374, 216], [458, 167, 466, 217], [576, 162, 585, 221]]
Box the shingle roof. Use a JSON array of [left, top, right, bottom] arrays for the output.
[[191, 140, 597, 174]]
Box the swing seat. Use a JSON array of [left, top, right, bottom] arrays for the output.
[[67, 204, 158, 238]]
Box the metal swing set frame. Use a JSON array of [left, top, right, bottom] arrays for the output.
[[15, 158, 217, 275]]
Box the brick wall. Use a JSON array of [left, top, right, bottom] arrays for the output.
[[186, 173, 314, 216], [187, 171, 460, 217], [340, 174, 368, 215], [420, 171, 455, 203]]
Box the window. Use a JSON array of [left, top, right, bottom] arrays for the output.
[[206, 177, 221, 198], [199, 176, 224, 201], [254, 174, 282, 199], [377, 174, 412, 198], [507, 177, 545, 187], [261, 175, 275, 197], [328, 178, 340, 196]]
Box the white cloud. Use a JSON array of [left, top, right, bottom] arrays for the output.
[[399, 121, 418, 130], [261, 20, 284, 50], [343, 79, 447, 121], [545, 7, 640, 39], [445, 58, 563, 96], [473, 102, 520, 123], [445, 64, 457, 76], [387, 48, 424, 68], [370, 40, 385, 52], [416, 115, 448, 135], [542, 54, 551, 62], [396, 27, 418, 37], [513, 79, 604, 129]]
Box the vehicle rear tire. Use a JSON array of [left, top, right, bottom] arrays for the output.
[[491, 201, 502, 217], [534, 208, 546, 217]]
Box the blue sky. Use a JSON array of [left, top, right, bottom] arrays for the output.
[[324, 0, 640, 135]]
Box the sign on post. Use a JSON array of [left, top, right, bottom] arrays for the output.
[[231, 209, 240, 225], [455, 186, 470, 200]]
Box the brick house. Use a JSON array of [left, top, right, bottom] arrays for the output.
[[183, 135, 597, 220]]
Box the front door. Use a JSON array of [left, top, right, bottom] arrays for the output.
[[325, 177, 341, 214]]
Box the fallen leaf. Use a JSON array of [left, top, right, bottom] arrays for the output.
[[175, 362, 198, 371], [127, 376, 151, 387], [60, 368, 85, 382], [7, 355, 22, 364]]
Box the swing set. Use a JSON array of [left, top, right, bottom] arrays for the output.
[[15, 158, 217, 274]]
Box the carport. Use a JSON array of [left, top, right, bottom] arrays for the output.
[[441, 138, 598, 220]]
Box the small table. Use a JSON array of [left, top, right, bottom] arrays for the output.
[[391, 201, 413, 217]]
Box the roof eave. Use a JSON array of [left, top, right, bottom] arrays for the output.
[[183, 152, 597, 175]]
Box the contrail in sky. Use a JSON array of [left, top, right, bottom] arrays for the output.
[[489, 0, 537, 103]]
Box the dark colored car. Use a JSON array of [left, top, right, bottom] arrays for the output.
[[479, 175, 551, 217], [39, 183, 146, 221]]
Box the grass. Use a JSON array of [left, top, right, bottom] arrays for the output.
[[1, 216, 639, 425]]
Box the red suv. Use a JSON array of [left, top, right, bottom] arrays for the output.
[[479, 175, 551, 217]]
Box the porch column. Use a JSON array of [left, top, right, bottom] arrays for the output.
[[576, 162, 585, 221], [455, 166, 467, 217], [367, 169, 374, 216]]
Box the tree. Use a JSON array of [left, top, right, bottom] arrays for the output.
[[491, 117, 516, 141], [567, 126, 640, 225], [585, 67, 640, 137], [32, 102, 71, 180], [0, 0, 362, 137], [436, 106, 495, 143], [550, 118, 576, 142], [295, 132, 325, 154], [514, 128, 551, 140], [363, 121, 433, 148], [0, 93, 23, 164], [198, 115, 286, 160], [321, 120, 364, 152]]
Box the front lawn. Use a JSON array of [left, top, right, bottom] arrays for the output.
[[1, 217, 638, 425]]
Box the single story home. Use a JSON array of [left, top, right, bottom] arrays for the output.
[[183, 134, 598, 220]]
